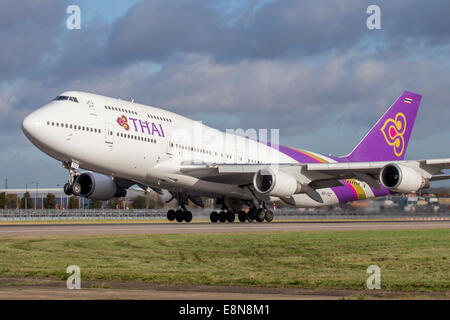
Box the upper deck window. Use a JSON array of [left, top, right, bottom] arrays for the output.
[[54, 96, 79, 103]]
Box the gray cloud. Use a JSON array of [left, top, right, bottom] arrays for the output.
[[0, 0, 67, 80], [104, 0, 450, 64], [133, 53, 450, 140], [105, 0, 367, 63]]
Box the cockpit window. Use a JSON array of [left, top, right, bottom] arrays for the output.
[[54, 95, 79, 103]]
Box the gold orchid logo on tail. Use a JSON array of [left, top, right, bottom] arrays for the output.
[[381, 112, 406, 157]]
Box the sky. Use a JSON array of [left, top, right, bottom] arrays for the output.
[[1, 0, 450, 188]]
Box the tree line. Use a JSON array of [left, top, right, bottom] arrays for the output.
[[0, 192, 165, 210]]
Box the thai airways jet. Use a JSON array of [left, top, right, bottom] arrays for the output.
[[22, 90, 450, 223]]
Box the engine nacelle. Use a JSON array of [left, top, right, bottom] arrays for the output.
[[380, 163, 429, 193], [253, 167, 302, 197], [74, 172, 126, 200]]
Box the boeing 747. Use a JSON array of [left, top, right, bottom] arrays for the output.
[[22, 91, 450, 223]]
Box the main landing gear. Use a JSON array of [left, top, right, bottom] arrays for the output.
[[209, 207, 274, 223], [209, 210, 235, 223], [167, 206, 192, 223]]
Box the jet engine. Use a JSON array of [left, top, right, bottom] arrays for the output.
[[253, 167, 302, 197], [72, 172, 126, 200], [380, 163, 429, 193]]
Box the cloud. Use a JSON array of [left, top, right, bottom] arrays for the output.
[[0, 0, 67, 81], [50, 52, 446, 141], [0, 85, 18, 114], [103, 0, 450, 65], [104, 0, 367, 63]]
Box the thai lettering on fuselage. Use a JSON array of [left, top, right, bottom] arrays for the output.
[[116, 115, 165, 137]]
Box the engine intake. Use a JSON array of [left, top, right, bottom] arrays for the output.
[[380, 163, 429, 193], [74, 172, 126, 200], [253, 167, 302, 197]]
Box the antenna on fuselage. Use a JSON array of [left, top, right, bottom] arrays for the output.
[[131, 98, 134, 103]]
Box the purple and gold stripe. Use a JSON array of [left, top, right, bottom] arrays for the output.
[[261, 141, 386, 203]]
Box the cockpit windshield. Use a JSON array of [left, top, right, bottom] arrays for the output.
[[54, 96, 79, 103]]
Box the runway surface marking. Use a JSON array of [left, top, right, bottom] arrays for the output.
[[0, 221, 449, 237]]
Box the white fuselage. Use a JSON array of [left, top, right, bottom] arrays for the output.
[[22, 91, 294, 200], [22, 91, 381, 207]]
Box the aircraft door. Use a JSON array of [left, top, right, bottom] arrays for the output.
[[87, 99, 97, 116], [105, 123, 114, 145]]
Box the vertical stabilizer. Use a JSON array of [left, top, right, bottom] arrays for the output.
[[346, 91, 421, 162]]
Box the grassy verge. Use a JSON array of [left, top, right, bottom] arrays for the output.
[[0, 229, 448, 292]]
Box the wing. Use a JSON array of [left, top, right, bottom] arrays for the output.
[[179, 163, 298, 185], [179, 158, 450, 188]]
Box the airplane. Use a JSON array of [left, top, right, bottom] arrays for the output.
[[22, 90, 450, 223]]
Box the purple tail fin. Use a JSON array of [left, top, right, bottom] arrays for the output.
[[345, 91, 422, 162]]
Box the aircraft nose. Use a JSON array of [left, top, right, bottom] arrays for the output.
[[22, 109, 43, 141]]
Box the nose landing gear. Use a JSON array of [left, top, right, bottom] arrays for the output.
[[64, 183, 73, 196], [62, 162, 80, 196]]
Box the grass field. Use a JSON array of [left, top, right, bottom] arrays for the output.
[[0, 229, 448, 292]]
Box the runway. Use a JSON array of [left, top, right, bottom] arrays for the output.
[[0, 220, 449, 237], [1, 278, 446, 300]]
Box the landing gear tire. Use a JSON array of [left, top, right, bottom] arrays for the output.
[[167, 209, 176, 221], [175, 209, 184, 223], [226, 212, 235, 223], [210, 211, 219, 223], [218, 211, 227, 223], [183, 211, 192, 223], [63, 183, 72, 196], [247, 208, 255, 222], [71, 182, 81, 196], [255, 208, 265, 222], [238, 211, 247, 223], [264, 210, 274, 222]]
